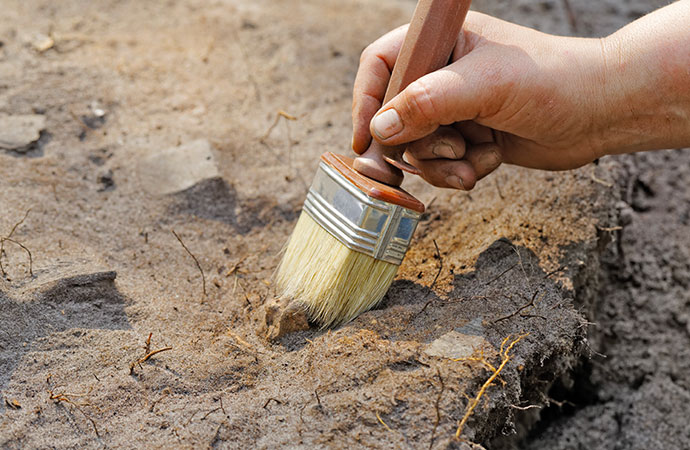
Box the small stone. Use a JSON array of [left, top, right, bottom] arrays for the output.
[[0, 114, 46, 151], [616, 201, 634, 226], [5, 398, 21, 409], [424, 330, 491, 360], [263, 297, 310, 341], [137, 139, 219, 195], [97, 169, 115, 192], [30, 33, 54, 52]]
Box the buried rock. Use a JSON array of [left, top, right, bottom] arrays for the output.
[[262, 296, 310, 341], [0, 114, 46, 152], [137, 139, 219, 195]]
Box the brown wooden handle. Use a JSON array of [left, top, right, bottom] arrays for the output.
[[353, 0, 472, 186]]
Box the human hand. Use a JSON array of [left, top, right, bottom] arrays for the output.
[[352, 12, 612, 190]]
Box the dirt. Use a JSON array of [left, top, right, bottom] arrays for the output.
[[522, 150, 690, 450], [0, 0, 686, 448]]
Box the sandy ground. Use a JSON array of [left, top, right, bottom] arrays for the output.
[[0, 0, 686, 448]]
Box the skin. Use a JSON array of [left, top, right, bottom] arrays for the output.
[[352, 1, 690, 190]]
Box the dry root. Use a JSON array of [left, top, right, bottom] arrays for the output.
[[129, 333, 172, 375], [454, 333, 529, 439], [0, 209, 33, 279], [47, 377, 99, 437]]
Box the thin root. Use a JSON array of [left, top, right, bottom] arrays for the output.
[[415, 239, 444, 317], [376, 411, 392, 432], [130, 333, 173, 375], [455, 333, 529, 439], [429, 368, 444, 450], [48, 385, 99, 437], [172, 229, 207, 298], [0, 209, 33, 278]]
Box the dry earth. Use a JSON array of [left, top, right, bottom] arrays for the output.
[[1, 0, 686, 449]]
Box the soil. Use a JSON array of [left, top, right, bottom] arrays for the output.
[[0, 0, 686, 449], [523, 150, 690, 450]]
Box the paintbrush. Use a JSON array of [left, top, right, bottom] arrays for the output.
[[276, 0, 472, 327]]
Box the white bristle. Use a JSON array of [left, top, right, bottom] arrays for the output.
[[275, 211, 398, 328]]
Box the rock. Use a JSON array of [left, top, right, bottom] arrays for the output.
[[0, 114, 46, 151], [30, 33, 54, 52], [424, 329, 491, 360], [137, 139, 220, 195], [616, 201, 634, 226], [263, 296, 310, 341]]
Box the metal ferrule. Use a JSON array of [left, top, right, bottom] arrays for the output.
[[303, 161, 422, 266]]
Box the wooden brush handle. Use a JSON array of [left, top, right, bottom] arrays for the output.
[[353, 0, 472, 186]]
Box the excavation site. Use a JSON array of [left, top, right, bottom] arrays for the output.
[[1, 0, 689, 448]]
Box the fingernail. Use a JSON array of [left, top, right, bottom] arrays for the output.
[[372, 109, 403, 140], [432, 143, 457, 159], [482, 148, 502, 170], [445, 175, 465, 190]]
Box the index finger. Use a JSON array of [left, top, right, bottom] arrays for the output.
[[352, 25, 408, 154]]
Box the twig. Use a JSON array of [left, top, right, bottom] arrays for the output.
[[545, 396, 575, 409], [492, 291, 541, 324], [5, 398, 21, 409], [259, 110, 297, 142], [263, 398, 282, 409], [455, 333, 529, 439], [544, 265, 566, 279], [0, 209, 33, 278], [520, 313, 547, 321], [129, 333, 173, 375], [452, 351, 498, 374], [512, 246, 529, 281], [314, 389, 322, 408], [376, 411, 392, 432], [596, 225, 623, 232], [4, 209, 31, 241], [139, 347, 173, 364], [590, 166, 613, 187], [48, 387, 99, 437], [148, 389, 170, 412], [201, 406, 222, 421], [171, 229, 207, 298], [144, 332, 152, 354], [483, 262, 517, 286], [259, 110, 307, 189], [510, 404, 542, 411], [226, 255, 247, 276], [0, 238, 33, 277], [429, 368, 444, 450], [416, 240, 444, 316]]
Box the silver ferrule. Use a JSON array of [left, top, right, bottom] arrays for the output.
[[302, 161, 422, 265]]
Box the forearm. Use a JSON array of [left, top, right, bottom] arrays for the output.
[[598, 0, 690, 156]]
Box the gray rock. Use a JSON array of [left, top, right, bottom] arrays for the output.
[[137, 139, 220, 195], [424, 330, 491, 360], [0, 114, 46, 151]]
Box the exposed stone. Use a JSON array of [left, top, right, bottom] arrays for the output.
[[137, 139, 220, 195], [424, 329, 492, 360], [0, 114, 46, 151], [263, 296, 310, 341]]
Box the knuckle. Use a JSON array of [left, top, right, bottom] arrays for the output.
[[402, 79, 441, 126], [359, 45, 375, 65]]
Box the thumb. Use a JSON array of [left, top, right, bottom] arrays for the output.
[[369, 58, 492, 145]]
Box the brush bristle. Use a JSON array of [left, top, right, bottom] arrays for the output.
[[275, 212, 398, 328]]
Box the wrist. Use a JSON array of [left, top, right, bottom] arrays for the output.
[[594, 9, 690, 157]]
